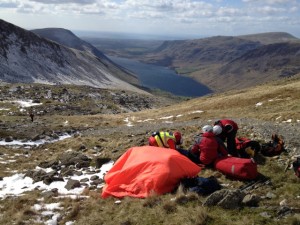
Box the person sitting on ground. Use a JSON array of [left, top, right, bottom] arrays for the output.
[[213, 119, 239, 157], [189, 125, 228, 166], [148, 131, 183, 150]]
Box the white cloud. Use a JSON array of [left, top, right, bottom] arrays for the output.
[[0, 0, 299, 38], [256, 6, 286, 14], [216, 7, 241, 16], [28, 0, 96, 4], [243, 0, 296, 4]]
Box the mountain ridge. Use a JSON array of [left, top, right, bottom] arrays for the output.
[[0, 19, 147, 94], [31, 27, 141, 86]]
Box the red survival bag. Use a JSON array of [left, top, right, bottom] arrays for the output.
[[214, 156, 258, 180], [235, 137, 261, 158]]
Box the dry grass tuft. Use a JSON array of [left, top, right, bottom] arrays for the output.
[[142, 195, 162, 208], [67, 203, 81, 221]]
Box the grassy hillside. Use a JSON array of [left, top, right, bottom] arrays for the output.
[[0, 75, 299, 225]]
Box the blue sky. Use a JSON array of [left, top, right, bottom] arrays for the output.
[[1, 0, 300, 39]]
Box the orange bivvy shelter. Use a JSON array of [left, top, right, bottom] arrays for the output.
[[101, 146, 201, 198]]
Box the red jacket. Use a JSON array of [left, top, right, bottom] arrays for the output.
[[215, 119, 238, 141], [190, 132, 228, 165]]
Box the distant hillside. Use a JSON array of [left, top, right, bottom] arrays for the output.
[[137, 32, 300, 92], [143, 36, 262, 67], [0, 19, 144, 93], [220, 42, 300, 76], [81, 37, 163, 58], [238, 32, 299, 45]]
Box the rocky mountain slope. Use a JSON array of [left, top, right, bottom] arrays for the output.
[[0, 19, 145, 93], [31, 28, 138, 85], [31, 28, 108, 60]]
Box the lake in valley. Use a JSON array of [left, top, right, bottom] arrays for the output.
[[109, 56, 212, 97]]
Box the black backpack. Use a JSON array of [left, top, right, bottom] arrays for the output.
[[293, 157, 300, 178], [235, 137, 261, 158], [181, 176, 221, 195]]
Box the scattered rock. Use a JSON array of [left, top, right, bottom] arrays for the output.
[[260, 212, 272, 218], [90, 175, 99, 181], [203, 189, 246, 209], [58, 151, 91, 168], [265, 192, 276, 199], [242, 194, 261, 207], [4, 136, 13, 142], [65, 179, 81, 190], [277, 206, 292, 218], [38, 160, 58, 169], [95, 157, 111, 168]]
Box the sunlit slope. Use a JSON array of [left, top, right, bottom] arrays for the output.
[[131, 74, 300, 123]]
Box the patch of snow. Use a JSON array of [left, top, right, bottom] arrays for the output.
[[0, 108, 10, 111], [45, 213, 61, 225], [159, 115, 174, 120], [276, 116, 282, 120], [137, 118, 154, 122], [188, 110, 204, 114], [255, 102, 263, 107], [268, 98, 283, 101], [0, 134, 71, 146], [10, 100, 42, 108], [36, 166, 55, 173], [0, 161, 114, 199], [176, 114, 182, 117], [124, 117, 134, 127], [282, 119, 292, 123], [65, 221, 75, 225]]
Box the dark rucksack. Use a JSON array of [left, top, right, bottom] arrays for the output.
[[292, 157, 300, 178], [181, 176, 221, 195], [235, 137, 261, 158], [261, 134, 285, 157]]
